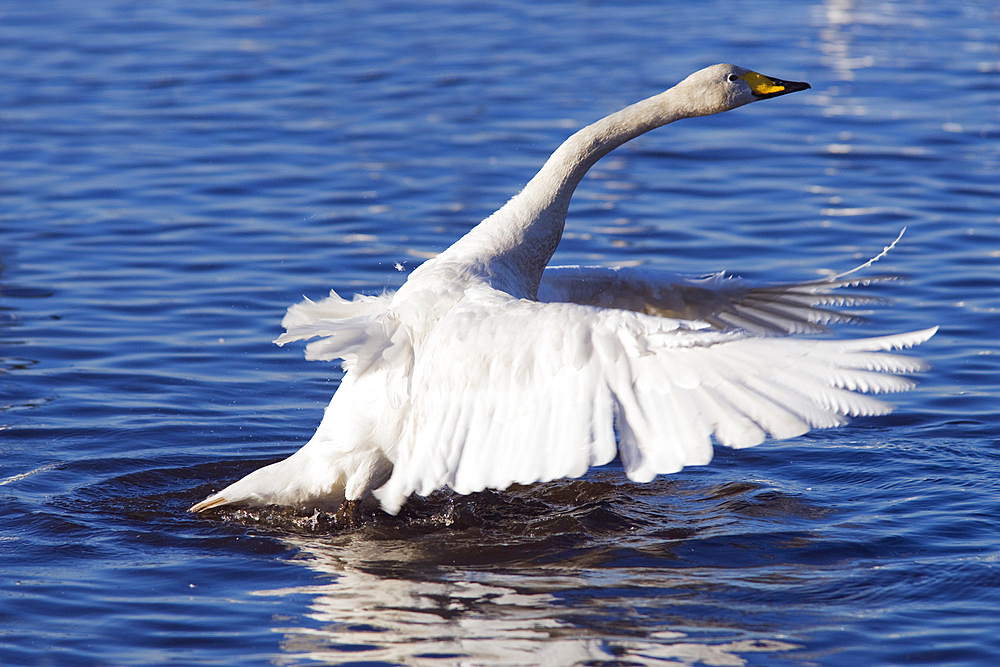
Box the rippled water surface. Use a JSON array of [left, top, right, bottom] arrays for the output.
[[3, 1, 999, 664]]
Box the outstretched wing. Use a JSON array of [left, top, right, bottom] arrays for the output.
[[374, 285, 935, 513], [275, 289, 405, 373], [538, 232, 907, 335], [538, 265, 891, 335]]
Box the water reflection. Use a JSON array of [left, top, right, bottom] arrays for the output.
[[820, 0, 876, 81], [264, 544, 596, 664], [258, 533, 800, 666], [247, 481, 808, 666]]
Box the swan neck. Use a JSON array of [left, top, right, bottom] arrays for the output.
[[449, 85, 692, 298], [541, 89, 688, 198]]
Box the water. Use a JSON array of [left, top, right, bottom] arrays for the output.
[[2, 0, 998, 664]]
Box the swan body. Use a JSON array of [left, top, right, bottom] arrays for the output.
[[191, 64, 936, 516]]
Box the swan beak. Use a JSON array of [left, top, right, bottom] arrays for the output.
[[743, 71, 811, 99]]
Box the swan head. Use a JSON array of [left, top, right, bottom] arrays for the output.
[[676, 64, 810, 116]]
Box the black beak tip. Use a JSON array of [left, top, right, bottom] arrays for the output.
[[754, 77, 811, 99]]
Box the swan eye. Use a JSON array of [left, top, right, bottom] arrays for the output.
[[728, 74, 740, 82]]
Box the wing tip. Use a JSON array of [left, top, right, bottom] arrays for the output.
[[189, 494, 229, 513]]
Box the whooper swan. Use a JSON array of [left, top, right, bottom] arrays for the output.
[[191, 64, 936, 516]]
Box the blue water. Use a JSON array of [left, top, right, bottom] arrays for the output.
[[2, 1, 998, 664]]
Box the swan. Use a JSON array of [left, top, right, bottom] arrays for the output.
[[191, 64, 936, 516]]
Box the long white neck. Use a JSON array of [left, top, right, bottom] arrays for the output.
[[444, 82, 701, 297]]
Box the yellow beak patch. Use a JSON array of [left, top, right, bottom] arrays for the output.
[[741, 71, 786, 96]]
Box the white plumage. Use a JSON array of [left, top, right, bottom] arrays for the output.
[[191, 64, 935, 516]]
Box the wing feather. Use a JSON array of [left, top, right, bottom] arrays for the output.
[[537, 231, 909, 336], [373, 286, 935, 513], [538, 265, 892, 335]]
